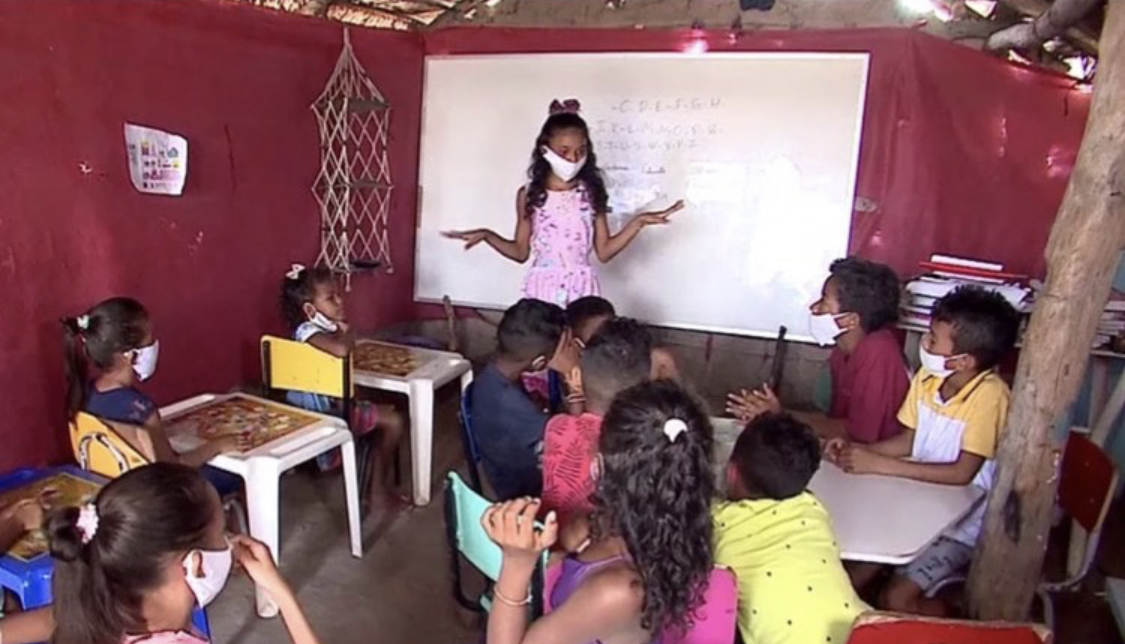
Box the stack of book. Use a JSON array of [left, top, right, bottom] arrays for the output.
[[1089, 293, 1125, 350], [901, 254, 1032, 332]]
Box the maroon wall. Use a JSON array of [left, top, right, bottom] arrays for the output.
[[424, 27, 1090, 281], [0, 1, 423, 469]]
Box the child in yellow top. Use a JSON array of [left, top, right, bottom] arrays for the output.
[[828, 285, 1020, 616], [714, 413, 866, 644]]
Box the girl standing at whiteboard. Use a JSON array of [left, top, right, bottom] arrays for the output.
[[444, 99, 684, 308]]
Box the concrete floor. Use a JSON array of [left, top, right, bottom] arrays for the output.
[[208, 385, 483, 644]]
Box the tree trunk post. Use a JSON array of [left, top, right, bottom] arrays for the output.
[[967, 0, 1125, 621]]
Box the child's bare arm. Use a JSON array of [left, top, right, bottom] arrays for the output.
[[145, 413, 248, 467], [864, 430, 914, 458], [306, 329, 355, 359], [0, 607, 55, 644], [841, 447, 984, 486]]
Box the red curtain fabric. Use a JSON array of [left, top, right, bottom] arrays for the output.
[[424, 27, 1090, 279]]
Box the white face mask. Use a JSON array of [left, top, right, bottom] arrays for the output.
[[183, 543, 233, 608], [808, 312, 846, 347], [129, 341, 160, 382], [309, 310, 338, 333], [919, 345, 965, 379], [541, 147, 587, 182]]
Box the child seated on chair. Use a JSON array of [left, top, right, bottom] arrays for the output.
[[728, 257, 907, 444], [472, 298, 578, 501], [567, 295, 681, 382], [44, 463, 322, 644], [62, 297, 246, 497], [541, 317, 652, 520], [483, 380, 715, 644], [825, 286, 1020, 616], [280, 264, 406, 515], [714, 412, 866, 644]]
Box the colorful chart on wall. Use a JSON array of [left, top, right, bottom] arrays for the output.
[[352, 343, 422, 377], [0, 473, 103, 561], [166, 397, 320, 452]]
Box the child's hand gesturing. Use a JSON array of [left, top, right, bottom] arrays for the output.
[[482, 498, 558, 569], [441, 229, 489, 250], [725, 384, 781, 421]]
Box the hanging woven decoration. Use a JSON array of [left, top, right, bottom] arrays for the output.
[[311, 30, 394, 287]]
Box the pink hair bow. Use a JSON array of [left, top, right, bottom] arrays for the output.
[[549, 99, 581, 115]]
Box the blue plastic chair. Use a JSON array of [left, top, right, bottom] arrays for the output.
[[443, 470, 544, 616], [458, 382, 484, 493]]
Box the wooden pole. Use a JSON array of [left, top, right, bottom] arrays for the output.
[[967, 1, 1125, 621]]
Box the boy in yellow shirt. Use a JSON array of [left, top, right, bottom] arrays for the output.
[[829, 286, 1020, 616], [714, 413, 866, 644]]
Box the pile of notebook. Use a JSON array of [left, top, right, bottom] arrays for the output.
[[901, 254, 1032, 332]]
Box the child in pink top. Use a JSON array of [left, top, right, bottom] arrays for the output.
[[542, 318, 653, 519], [45, 464, 321, 644], [443, 99, 684, 307]]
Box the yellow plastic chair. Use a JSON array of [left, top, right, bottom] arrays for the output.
[[69, 412, 155, 478], [260, 335, 353, 407]]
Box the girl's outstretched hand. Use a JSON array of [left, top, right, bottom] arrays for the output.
[[442, 229, 490, 250], [483, 498, 558, 568], [633, 199, 685, 227]]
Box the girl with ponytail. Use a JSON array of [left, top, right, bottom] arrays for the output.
[[47, 463, 320, 644]]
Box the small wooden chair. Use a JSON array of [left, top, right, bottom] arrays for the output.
[[846, 611, 1052, 643]]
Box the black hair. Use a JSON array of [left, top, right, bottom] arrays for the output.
[[280, 265, 335, 330], [731, 413, 820, 500], [566, 296, 616, 330], [61, 298, 150, 419], [496, 298, 566, 363], [524, 112, 609, 218], [47, 463, 217, 644], [581, 317, 652, 410], [596, 380, 714, 637], [932, 285, 1020, 370], [828, 258, 901, 332]]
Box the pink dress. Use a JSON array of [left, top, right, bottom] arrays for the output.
[[522, 185, 601, 307]]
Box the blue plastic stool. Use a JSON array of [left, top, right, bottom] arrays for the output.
[[0, 466, 210, 637]]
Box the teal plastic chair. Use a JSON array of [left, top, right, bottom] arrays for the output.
[[443, 471, 545, 615], [813, 367, 833, 414]]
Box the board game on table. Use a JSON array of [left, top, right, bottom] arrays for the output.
[[352, 342, 424, 377], [0, 473, 102, 561], [165, 396, 322, 452]]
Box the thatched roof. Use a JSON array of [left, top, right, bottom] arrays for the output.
[[237, 0, 1104, 80]]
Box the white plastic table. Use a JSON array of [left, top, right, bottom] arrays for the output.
[[351, 341, 473, 506], [161, 392, 362, 618], [712, 417, 984, 564]]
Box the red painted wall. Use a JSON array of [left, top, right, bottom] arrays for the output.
[[0, 1, 422, 469]]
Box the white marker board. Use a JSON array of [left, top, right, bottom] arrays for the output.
[[415, 53, 868, 340]]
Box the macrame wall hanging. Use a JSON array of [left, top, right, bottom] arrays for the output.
[[311, 30, 394, 288]]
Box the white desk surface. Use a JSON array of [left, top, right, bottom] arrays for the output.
[[712, 417, 984, 565], [351, 340, 471, 390]]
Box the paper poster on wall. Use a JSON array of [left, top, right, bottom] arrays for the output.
[[124, 123, 187, 195]]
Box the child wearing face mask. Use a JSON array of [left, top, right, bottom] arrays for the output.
[[62, 298, 246, 493], [45, 463, 321, 644], [279, 265, 406, 514], [727, 258, 908, 444], [824, 285, 1020, 616], [442, 99, 685, 309]]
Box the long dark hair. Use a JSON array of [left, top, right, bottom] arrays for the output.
[[595, 380, 715, 636], [524, 111, 609, 218], [62, 298, 150, 419], [280, 265, 335, 330], [47, 463, 216, 644]]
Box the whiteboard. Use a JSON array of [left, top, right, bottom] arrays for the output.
[[415, 53, 869, 340]]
